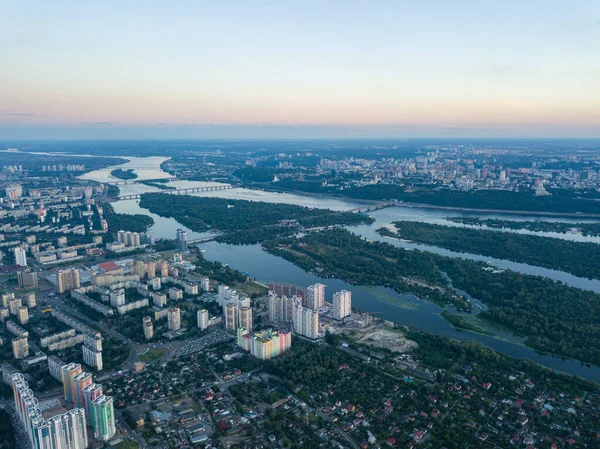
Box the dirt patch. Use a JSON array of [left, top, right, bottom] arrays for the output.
[[353, 327, 417, 353]]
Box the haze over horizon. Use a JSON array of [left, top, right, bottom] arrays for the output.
[[2, 1, 599, 139]]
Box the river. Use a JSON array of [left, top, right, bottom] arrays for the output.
[[83, 156, 600, 381]]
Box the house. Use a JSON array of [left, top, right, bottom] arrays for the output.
[[517, 415, 529, 426]]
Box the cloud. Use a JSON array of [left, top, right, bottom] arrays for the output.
[[439, 126, 511, 132], [81, 121, 117, 125], [6, 113, 34, 117]]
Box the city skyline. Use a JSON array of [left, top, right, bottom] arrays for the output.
[[2, 1, 599, 139]]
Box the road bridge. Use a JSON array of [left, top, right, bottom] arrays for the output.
[[346, 201, 398, 213], [117, 184, 235, 200], [105, 177, 179, 185]]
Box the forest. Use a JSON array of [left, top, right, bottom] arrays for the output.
[[139, 193, 373, 244], [103, 203, 154, 233], [436, 257, 600, 366], [265, 228, 600, 365], [447, 216, 600, 237], [378, 220, 600, 279]]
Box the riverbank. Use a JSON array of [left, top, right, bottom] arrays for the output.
[[239, 182, 600, 218]]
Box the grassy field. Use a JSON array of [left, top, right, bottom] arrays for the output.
[[138, 348, 166, 363], [237, 281, 269, 298], [116, 439, 139, 449]]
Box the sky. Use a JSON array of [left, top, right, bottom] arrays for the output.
[[1, 0, 599, 139]]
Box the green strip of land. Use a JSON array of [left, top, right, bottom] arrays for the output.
[[378, 220, 600, 280], [139, 193, 374, 245], [447, 216, 600, 237]]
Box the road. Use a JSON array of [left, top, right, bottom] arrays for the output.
[[43, 296, 138, 369], [115, 408, 147, 449]]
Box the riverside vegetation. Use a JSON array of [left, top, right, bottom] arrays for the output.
[[447, 216, 600, 236], [265, 228, 600, 366], [378, 220, 600, 279]]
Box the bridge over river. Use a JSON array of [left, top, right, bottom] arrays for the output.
[[118, 184, 236, 200]]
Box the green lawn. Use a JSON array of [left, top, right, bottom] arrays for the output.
[[138, 348, 166, 363], [116, 439, 139, 449]]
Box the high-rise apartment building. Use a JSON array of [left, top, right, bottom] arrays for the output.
[[306, 283, 326, 310], [225, 302, 238, 331], [24, 293, 36, 308], [143, 316, 154, 339], [13, 373, 89, 449], [268, 282, 306, 305], [197, 309, 209, 330], [17, 306, 29, 325], [109, 288, 125, 307], [201, 276, 211, 292], [57, 268, 80, 294], [82, 383, 103, 426], [82, 346, 103, 371], [146, 261, 156, 279], [73, 372, 93, 408], [175, 229, 188, 252], [292, 303, 319, 340], [62, 363, 83, 402], [84, 332, 102, 351], [14, 247, 27, 267], [268, 292, 299, 324], [1, 293, 14, 308], [12, 337, 28, 359], [48, 355, 67, 382], [239, 306, 253, 330], [8, 297, 22, 315], [333, 290, 352, 320], [91, 395, 116, 441], [237, 328, 291, 360], [168, 307, 181, 331]]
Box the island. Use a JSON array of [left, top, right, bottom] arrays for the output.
[[110, 168, 138, 180], [139, 193, 374, 245]]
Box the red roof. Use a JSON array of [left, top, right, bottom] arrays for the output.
[[98, 261, 120, 272]]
